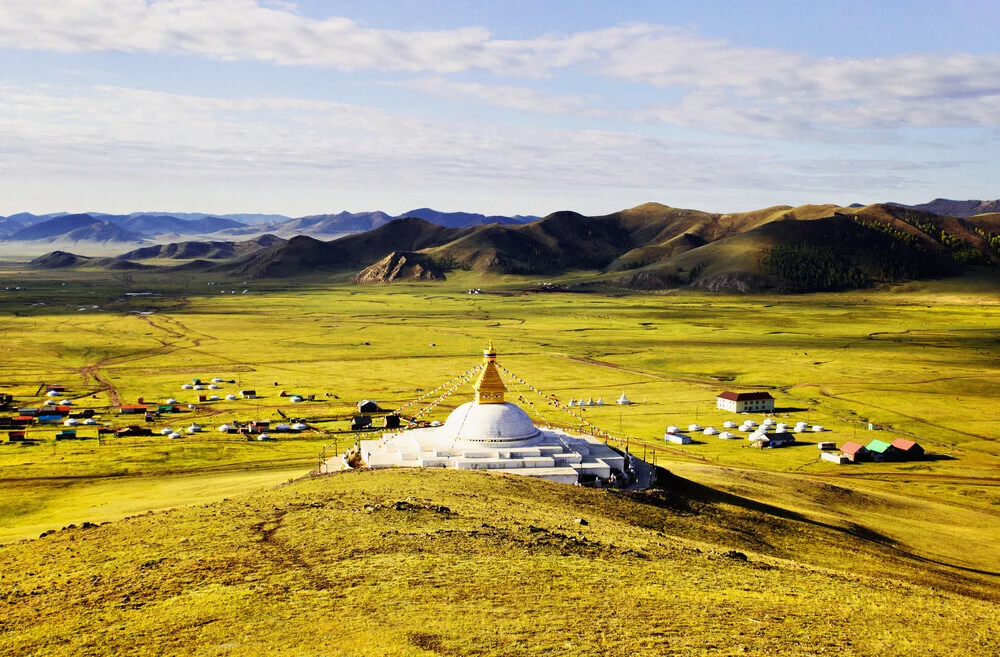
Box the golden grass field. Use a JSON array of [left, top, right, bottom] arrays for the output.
[[0, 267, 998, 655]]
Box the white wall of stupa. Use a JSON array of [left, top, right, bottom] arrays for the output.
[[356, 343, 627, 485]]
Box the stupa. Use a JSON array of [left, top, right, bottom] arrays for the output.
[[358, 343, 626, 485]]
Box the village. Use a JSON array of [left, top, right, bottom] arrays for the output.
[[0, 346, 929, 486]]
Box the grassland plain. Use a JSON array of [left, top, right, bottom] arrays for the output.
[[0, 267, 998, 654]]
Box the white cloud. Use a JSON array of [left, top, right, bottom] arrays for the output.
[[0, 83, 956, 206], [387, 77, 600, 115], [2, 1, 997, 138]]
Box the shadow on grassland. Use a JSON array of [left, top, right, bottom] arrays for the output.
[[632, 468, 1000, 579]]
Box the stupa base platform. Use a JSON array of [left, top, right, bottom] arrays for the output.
[[359, 427, 623, 485]]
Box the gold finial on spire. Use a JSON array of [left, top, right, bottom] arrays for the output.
[[475, 342, 505, 404]]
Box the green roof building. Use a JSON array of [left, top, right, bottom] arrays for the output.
[[866, 438, 901, 461]]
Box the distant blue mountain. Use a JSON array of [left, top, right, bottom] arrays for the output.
[[397, 208, 537, 227]]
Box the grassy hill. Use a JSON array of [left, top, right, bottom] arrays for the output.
[[12, 201, 1000, 292], [1, 467, 996, 656], [232, 218, 472, 278]]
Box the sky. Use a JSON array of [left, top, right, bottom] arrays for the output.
[[0, 0, 998, 217]]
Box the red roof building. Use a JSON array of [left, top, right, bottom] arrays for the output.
[[716, 391, 775, 413], [890, 438, 925, 459], [840, 441, 870, 462]]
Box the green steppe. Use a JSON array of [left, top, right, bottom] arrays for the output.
[[0, 268, 998, 656]]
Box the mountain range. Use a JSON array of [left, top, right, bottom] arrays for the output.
[[0, 209, 539, 243], [27, 200, 1000, 293]]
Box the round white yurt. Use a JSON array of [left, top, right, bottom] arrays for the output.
[[44, 399, 57, 406], [812, 425, 824, 432], [60, 399, 72, 405], [194, 385, 204, 391], [82, 419, 97, 425], [739, 424, 752, 432], [181, 384, 194, 390], [160, 428, 173, 435], [187, 424, 201, 433], [212, 377, 224, 383], [275, 423, 292, 433], [745, 420, 757, 428], [723, 420, 737, 429], [704, 427, 718, 435], [64, 418, 79, 426], [166, 398, 178, 405], [217, 424, 232, 433], [291, 423, 308, 431], [169, 432, 183, 439], [257, 434, 271, 441], [666, 425, 680, 434], [208, 384, 219, 390], [46, 390, 60, 397], [763, 418, 775, 426], [207, 395, 219, 401], [688, 423, 702, 432], [290, 396, 304, 403], [775, 423, 787, 432], [719, 431, 735, 440], [429, 420, 443, 427], [225, 394, 238, 401]]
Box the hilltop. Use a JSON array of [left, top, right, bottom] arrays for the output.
[[1, 468, 996, 656]]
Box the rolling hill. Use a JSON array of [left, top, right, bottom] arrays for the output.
[[16, 200, 1000, 293], [116, 235, 285, 261], [231, 218, 472, 278], [0, 217, 25, 237], [399, 207, 538, 227], [6, 214, 146, 243], [902, 198, 1000, 218], [117, 214, 246, 236], [0, 468, 996, 656]]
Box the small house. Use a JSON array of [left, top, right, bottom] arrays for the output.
[[866, 439, 902, 462], [665, 433, 692, 445], [37, 415, 62, 423], [383, 415, 401, 429], [351, 416, 373, 431], [890, 438, 924, 460], [116, 425, 152, 437], [119, 405, 147, 415], [768, 433, 794, 447], [18, 408, 39, 417], [821, 452, 849, 464], [715, 391, 774, 413], [55, 429, 78, 440], [7, 431, 26, 442], [840, 441, 870, 462], [240, 390, 257, 399], [817, 441, 837, 451], [357, 400, 380, 413]]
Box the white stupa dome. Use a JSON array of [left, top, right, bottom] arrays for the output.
[[438, 402, 540, 444]]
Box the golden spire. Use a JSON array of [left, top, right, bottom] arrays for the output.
[[474, 342, 506, 404]]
